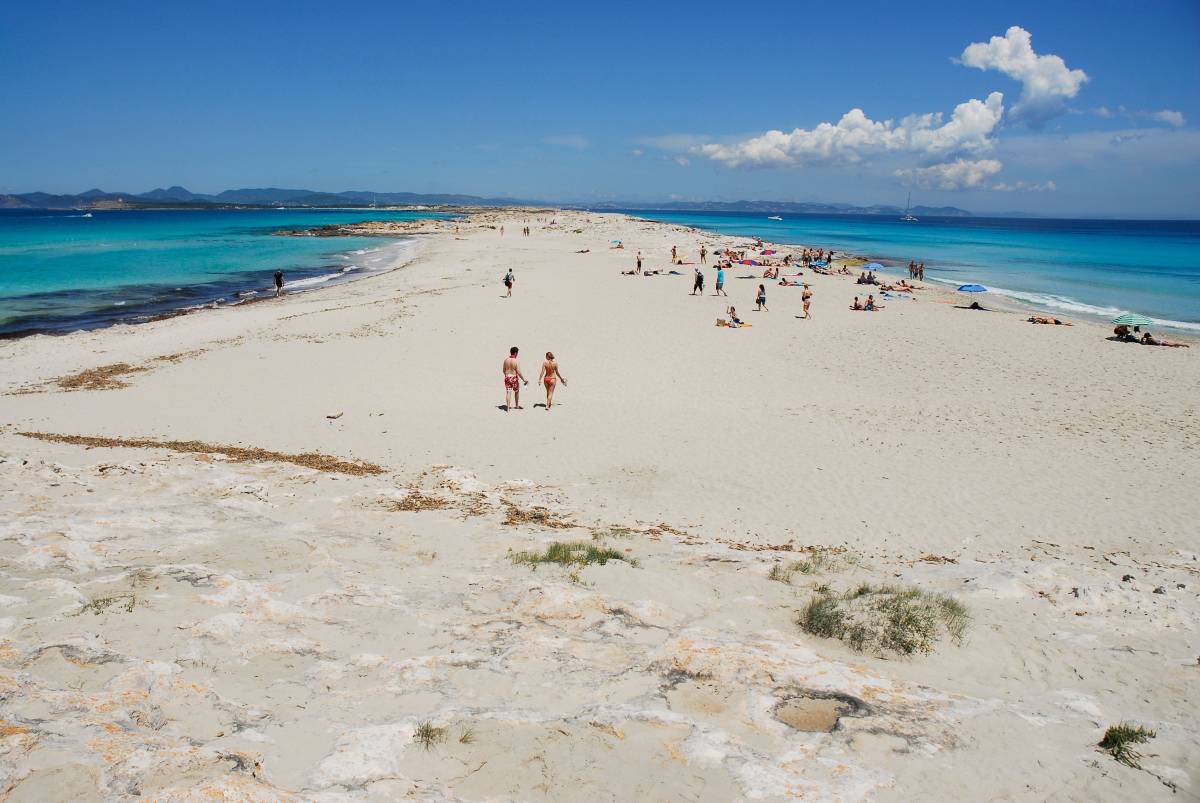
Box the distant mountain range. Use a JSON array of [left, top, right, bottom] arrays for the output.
[[0, 186, 972, 217]]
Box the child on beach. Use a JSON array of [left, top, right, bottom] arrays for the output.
[[756, 284, 768, 311]]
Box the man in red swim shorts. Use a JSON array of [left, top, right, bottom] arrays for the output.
[[502, 346, 528, 410]]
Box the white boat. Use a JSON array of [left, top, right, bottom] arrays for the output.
[[900, 192, 918, 222], [767, 215, 783, 221]]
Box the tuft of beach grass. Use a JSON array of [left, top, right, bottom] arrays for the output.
[[1098, 723, 1156, 768], [509, 540, 638, 569], [414, 721, 447, 750], [798, 583, 969, 656]]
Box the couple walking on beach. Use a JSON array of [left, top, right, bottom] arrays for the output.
[[503, 346, 567, 411]]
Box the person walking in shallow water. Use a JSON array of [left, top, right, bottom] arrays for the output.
[[538, 352, 567, 410], [503, 346, 527, 410], [274, 269, 284, 297]]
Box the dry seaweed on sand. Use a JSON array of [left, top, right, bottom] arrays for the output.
[[509, 540, 638, 569], [501, 501, 576, 529], [54, 363, 150, 391], [383, 490, 452, 512], [18, 431, 386, 476], [798, 583, 970, 656]]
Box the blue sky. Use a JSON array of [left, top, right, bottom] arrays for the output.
[[2, 0, 1198, 217]]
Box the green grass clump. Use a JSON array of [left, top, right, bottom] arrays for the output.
[[768, 563, 795, 584], [791, 547, 857, 576], [73, 594, 136, 616], [414, 721, 447, 750], [798, 583, 969, 656], [509, 540, 638, 569], [1099, 723, 1156, 768]]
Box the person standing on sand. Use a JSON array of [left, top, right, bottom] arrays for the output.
[[503, 269, 514, 298], [756, 284, 768, 311], [715, 264, 727, 296], [801, 284, 812, 319], [503, 347, 528, 410], [274, 269, 284, 297], [538, 352, 567, 410], [700, 246, 707, 264], [671, 245, 677, 263], [636, 251, 643, 274]]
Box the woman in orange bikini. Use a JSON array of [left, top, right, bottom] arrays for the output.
[[538, 352, 567, 410]]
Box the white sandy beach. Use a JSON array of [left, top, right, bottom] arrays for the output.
[[0, 210, 1197, 801]]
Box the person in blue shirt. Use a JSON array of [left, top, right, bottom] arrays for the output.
[[715, 264, 727, 296]]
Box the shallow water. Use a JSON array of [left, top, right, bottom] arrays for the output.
[[0, 208, 449, 336]]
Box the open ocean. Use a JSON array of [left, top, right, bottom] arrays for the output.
[[0, 208, 449, 337], [622, 210, 1200, 331]]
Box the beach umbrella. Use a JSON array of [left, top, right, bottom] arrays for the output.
[[760, 249, 776, 255], [863, 262, 884, 270], [1111, 312, 1154, 327], [957, 284, 988, 293], [740, 259, 760, 266]]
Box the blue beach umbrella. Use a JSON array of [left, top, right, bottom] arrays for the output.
[[863, 262, 884, 270], [957, 284, 988, 293]]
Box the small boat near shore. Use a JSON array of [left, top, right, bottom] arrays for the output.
[[767, 215, 783, 221]]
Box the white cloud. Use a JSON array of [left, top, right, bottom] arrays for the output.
[[1093, 106, 1112, 118], [991, 179, 1057, 192], [674, 156, 690, 167], [635, 133, 711, 151], [697, 92, 1004, 167], [1151, 110, 1185, 127], [959, 26, 1087, 125], [630, 148, 644, 157], [542, 134, 590, 149], [894, 158, 1003, 190]]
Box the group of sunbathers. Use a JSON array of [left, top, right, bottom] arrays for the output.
[[850, 295, 884, 311], [1113, 325, 1189, 347], [856, 271, 879, 286]]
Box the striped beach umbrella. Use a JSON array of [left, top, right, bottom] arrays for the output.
[[760, 249, 776, 255], [740, 259, 760, 266], [863, 262, 885, 270], [1111, 312, 1154, 327], [957, 284, 988, 293]]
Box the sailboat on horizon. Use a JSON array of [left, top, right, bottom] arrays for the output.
[[901, 192, 918, 222]]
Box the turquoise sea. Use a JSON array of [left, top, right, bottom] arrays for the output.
[[0, 208, 449, 337], [623, 211, 1200, 331], [2, 208, 1198, 336]]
